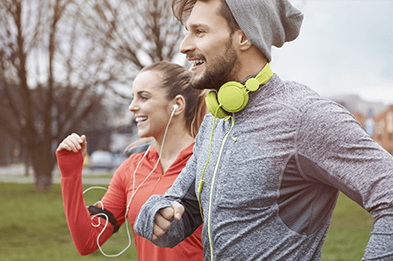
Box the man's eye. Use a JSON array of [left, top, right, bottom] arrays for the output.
[[196, 29, 204, 35]]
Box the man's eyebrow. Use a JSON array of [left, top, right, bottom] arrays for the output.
[[185, 23, 206, 31]]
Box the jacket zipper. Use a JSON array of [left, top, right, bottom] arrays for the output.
[[207, 116, 234, 261]]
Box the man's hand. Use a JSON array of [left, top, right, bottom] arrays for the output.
[[152, 201, 184, 241]]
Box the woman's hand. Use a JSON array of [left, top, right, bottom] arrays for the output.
[[57, 133, 87, 158]]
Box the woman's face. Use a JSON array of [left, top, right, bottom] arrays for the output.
[[129, 70, 173, 140]]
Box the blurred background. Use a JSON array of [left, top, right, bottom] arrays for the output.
[[0, 0, 391, 260], [1, 0, 392, 191], [271, 0, 393, 157], [0, 0, 184, 190], [276, 0, 393, 105]]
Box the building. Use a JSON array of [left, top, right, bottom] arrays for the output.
[[372, 105, 393, 155], [351, 112, 367, 130], [331, 94, 393, 155]]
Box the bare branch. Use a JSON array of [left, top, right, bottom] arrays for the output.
[[0, 0, 184, 190]]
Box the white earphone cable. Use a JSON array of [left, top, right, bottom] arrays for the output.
[[82, 105, 177, 257]]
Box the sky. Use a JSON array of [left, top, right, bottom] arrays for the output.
[[270, 0, 393, 105], [23, 0, 392, 108]]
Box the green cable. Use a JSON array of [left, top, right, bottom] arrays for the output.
[[197, 112, 218, 223], [198, 113, 234, 261]]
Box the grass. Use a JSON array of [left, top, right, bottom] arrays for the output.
[[0, 182, 373, 261], [80, 173, 114, 179], [321, 193, 373, 260], [0, 182, 137, 261]]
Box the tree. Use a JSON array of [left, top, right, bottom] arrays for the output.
[[0, 0, 184, 191], [76, 0, 185, 92]]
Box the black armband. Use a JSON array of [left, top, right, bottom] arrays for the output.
[[88, 206, 120, 234]]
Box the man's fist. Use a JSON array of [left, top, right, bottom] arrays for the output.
[[152, 201, 184, 241]]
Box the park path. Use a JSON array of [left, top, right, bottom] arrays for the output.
[[0, 164, 112, 185]]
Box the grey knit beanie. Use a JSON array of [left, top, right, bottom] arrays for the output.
[[224, 0, 304, 62]]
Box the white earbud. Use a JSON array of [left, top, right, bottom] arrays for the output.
[[84, 103, 181, 258]]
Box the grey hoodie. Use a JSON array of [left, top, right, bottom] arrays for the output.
[[135, 74, 393, 260]]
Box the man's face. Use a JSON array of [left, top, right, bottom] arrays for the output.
[[180, 0, 240, 90]]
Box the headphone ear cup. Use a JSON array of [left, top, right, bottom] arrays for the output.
[[205, 91, 228, 119], [217, 82, 249, 113]]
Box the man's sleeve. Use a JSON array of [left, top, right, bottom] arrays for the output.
[[297, 101, 393, 260], [134, 153, 203, 248]]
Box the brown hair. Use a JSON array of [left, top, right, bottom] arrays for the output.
[[141, 61, 207, 138], [172, 0, 240, 34], [125, 61, 207, 154]]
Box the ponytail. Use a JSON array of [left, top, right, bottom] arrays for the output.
[[125, 61, 208, 154], [190, 90, 208, 138], [141, 61, 208, 137], [124, 137, 155, 155]]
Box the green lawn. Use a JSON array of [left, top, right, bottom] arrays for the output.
[[321, 192, 373, 260], [0, 182, 373, 260], [0, 182, 137, 261]]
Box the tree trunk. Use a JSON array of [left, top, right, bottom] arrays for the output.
[[29, 146, 55, 192], [23, 147, 30, 177], [34, 172, 52, 192], [24, 159, 29, 177]]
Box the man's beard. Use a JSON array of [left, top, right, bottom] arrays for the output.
[[190, 38, 240, 90]]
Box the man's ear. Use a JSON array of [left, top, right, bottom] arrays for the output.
[[236, 30, 252, 51]]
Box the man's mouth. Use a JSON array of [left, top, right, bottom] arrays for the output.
[[190, 59, 205, 70]]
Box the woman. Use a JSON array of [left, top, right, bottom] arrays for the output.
[[56, 61, 206, 260]]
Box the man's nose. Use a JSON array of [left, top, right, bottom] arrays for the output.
[[179, 33, 195, 54]]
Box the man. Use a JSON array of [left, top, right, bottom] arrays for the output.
[[134, 0, 393, 260]]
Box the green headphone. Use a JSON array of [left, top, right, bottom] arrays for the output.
[[205, 63, 274, 118]]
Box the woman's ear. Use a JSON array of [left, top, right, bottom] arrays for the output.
[[173, 95, 186, 115]]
